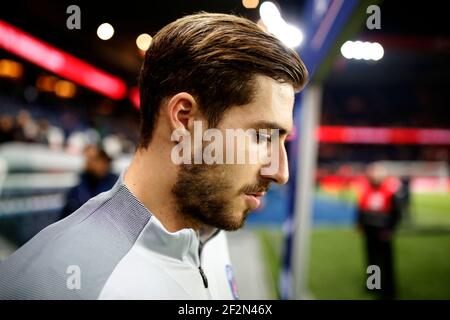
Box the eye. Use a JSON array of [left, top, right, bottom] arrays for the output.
[[256, 132, 272, 143]]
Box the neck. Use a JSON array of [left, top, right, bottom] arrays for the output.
[[124, 146, 202, 233]]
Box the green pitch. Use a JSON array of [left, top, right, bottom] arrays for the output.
[[257, 192, 450, 299]]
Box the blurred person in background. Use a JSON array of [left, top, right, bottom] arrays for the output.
[[357, 163, 402, 299], [35, 119, 51, 145], [13, 109, 38, 142], [0, 114, 15, 143], [60, 144, 118, 219], [397, 176, 412, 225]]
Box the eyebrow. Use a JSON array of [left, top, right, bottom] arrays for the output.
[[250, 120, 292, 136]]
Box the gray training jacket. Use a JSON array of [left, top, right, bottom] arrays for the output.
[[0, 173, 239, 300]]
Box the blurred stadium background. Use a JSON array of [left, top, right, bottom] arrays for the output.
[[0, 0, 449, 299]]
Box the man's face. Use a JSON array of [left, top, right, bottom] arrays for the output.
[[84, 146, 110, 179], [172, 76, 295, 231], [367, 164, 387, 187]]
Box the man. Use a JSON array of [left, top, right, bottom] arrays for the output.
[[61, 144, 118, 219], [357, 163, 401, 299], [0, 13, 307, 299]]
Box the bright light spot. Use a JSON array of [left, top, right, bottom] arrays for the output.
[[136, 33, 152, 51], [36, 75, 57, 92], [259, 1, 303, 48], [340, 41, 384, 61], [260, 1, 279, 17], [314, 0, 328, 18], [353, 41, 364, 60], [362, 42, 373, 60], [97, 23, 114, 40], [242, 0, 259, 9], [54, 80, 76, 98], [278, 24, 304, 48], [260, 2, 282, 28], [340, 41, 353, 59], [371, 42, 384, 61], [0, 59, 23, 79]]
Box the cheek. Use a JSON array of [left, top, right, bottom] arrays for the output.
[[215, 164, 245, 190], [227, 163, 258, 190]]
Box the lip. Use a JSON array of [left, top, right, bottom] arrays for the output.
[[244, 192, 265, 210]]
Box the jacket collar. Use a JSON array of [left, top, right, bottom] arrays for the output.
[[114, 171, 220, 266]]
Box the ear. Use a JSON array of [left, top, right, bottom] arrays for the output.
[[165, 92, 199, 133]]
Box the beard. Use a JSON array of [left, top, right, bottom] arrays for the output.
[[172, 163, 247, 231], [172, 162, 271, 231]]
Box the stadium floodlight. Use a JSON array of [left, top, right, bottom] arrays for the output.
[[340, 40, 384, 61], [97, 23, 114, 40], [259, 1, 303, 48], [370, 42, 384, 61], [279, 23, 304, 48], [242, 0, 259, 9], [136, 33, 152, 51]]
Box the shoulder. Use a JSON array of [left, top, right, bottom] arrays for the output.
[[0, 183, 150, 299]]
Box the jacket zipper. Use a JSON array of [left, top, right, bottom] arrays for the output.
[[198, 241, 209, 288], [197, 229, 220, 289]]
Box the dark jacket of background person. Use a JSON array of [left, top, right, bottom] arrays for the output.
[[357, 176, 402, 299], [61, 172, 118, 218], [61, 145, 118, 219]]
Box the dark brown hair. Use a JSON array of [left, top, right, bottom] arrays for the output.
[[138, 12, 308, 148]]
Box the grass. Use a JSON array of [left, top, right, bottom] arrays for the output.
[[256, 192, 450, 299], [258, 227, 450, 299], [411, 193, 450, 226], [318, 189, 450, 227]]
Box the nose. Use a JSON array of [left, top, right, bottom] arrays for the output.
[[260, 143, 289, 185]]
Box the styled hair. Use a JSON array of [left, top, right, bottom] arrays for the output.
[[138, 12, 308, 148]]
